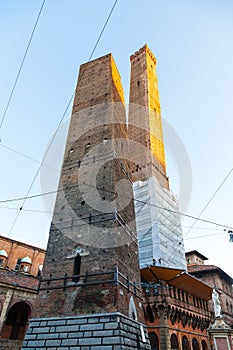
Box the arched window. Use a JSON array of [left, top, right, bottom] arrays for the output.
[[1, 302, 31, 340], [149, 332, 159, 350], [171, 333, 179, 350], [182, 336, 190, 350], [145, 305, 154, 323], [201, 340, 208, 350], [192, 338, 200, 350]]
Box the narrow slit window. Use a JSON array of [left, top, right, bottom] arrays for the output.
[[72, 254, 81, 283]]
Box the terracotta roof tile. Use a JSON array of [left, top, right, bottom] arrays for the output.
[[188, 264, 218, 273], [188, 264, 233, 283]]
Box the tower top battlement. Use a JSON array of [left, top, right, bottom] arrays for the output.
[[130, 44, 157, 64]]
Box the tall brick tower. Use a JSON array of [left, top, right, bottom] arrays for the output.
[[22, 54, 151, 349], [128, 44, 169, 189], [128, 45, 187, 270]]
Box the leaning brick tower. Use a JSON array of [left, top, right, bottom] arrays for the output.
[[22, 54, 151, 349]]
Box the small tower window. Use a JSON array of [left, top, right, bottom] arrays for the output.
[[72, 254, 81, 283], [19, 256, 32, 273], [85, 143, 90, 151]]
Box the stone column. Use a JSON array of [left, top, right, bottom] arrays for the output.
[[0, 289, 14, 333], [157, 304, 171, 350]]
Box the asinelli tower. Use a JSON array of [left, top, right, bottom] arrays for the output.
[[128, 45, 186, 270]]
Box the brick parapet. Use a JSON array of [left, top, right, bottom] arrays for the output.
[[0, 269, 38, 291]]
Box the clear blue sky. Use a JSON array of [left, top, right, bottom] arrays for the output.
[[0, 1, 233, 276]]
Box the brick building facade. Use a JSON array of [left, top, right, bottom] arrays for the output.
[[0, 235, 45, 349], [186, 250, 233, 328], [141, 265, 212, 350]]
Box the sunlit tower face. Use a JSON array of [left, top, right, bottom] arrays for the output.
[[128, 44, 169, 189], [128, 45, 186, 271]]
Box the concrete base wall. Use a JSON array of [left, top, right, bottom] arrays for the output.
[[22, 312, 151, 349]]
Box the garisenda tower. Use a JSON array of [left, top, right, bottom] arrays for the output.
[[22, 45, 186, 350]]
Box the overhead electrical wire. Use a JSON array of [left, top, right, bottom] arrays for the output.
[[88, 0, 118, 61], [183, 167, 233, 238], [1, 180, 232, 231], [0, 201, 226, 234], [0, 206, 52, 214], [0, 0, 46, 129], [0, 141, 231, 233], [167, 167, 233, 265], [2, 141, 232, 232], [6, 0, 119, 236], [185, 232, 227, 240], [0, 142, 58, 172], [82, 182, 233, 230]]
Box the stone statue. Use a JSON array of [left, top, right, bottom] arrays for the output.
[[212, 289, 222, 318]]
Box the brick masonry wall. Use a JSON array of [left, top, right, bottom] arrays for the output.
[[0, 269, 39, 290], [22, 312, 151, 349], [35, 54, 144, 322]]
